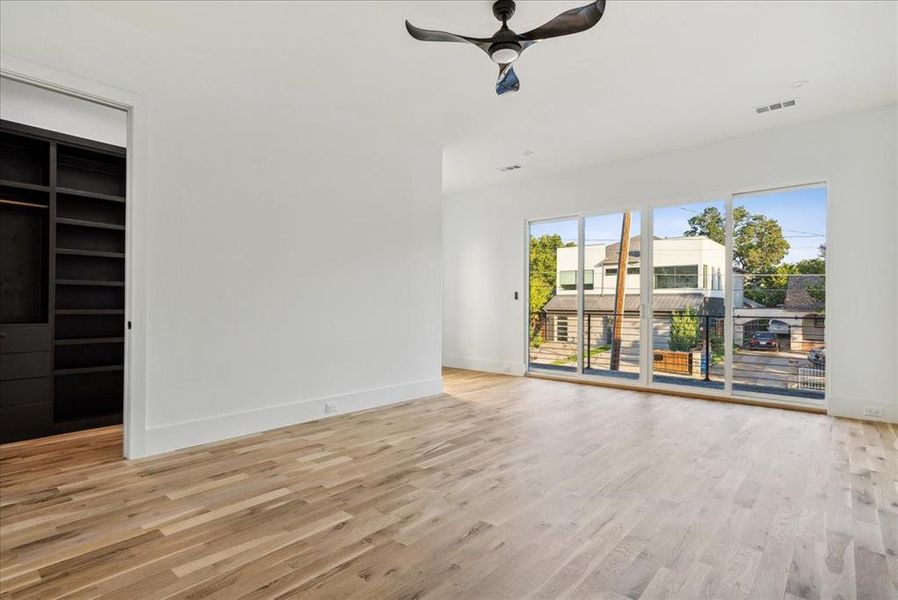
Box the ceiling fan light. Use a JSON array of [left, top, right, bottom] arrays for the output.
[[489, 43, 521, 64]]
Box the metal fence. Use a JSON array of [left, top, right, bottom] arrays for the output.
[[529, 310, 825, 401]]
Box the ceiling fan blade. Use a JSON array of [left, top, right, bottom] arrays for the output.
[[496, 64, 520, 96], [518, 1, 605, 41], [405, 21, 492, 53]]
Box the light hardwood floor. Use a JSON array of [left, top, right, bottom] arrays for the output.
[[1, 369, 896, 599]]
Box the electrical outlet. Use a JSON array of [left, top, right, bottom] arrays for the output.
[[863, 407, 884, 418], [324, 401, 338, 414], [502, 364, 511, 373]]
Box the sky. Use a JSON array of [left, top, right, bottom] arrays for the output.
[[530, 186, 826, 263]]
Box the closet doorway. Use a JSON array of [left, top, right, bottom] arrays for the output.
[[0, 77, 130, 451]]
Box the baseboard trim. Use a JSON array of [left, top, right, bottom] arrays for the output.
[[525, 371, 828, 415], [142, 377, 443, 457], [827, 396, 897, 423], [442, 356, 526, 376]]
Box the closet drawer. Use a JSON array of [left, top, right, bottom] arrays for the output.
[[0, 377, 51, 408], [0, 325, 50, 354], [0, 402, 52, 443], [0, 352, 50, 381]]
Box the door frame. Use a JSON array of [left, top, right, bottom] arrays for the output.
[[1, 54, 148, 458]]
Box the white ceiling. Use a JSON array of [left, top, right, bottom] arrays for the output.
[[4, 1, 896, 194]]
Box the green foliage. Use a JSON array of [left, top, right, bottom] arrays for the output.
[[669, 307, 700, 352], [744, 263, 792, 307], [684, 206, 790, 274], [684, 206, 728, 245], [798, 245, 826, 305], [735, 213, 790, 275], [529, 234, 572, 314], [744, 245, 826, 307], [686, 206, 793, 308], [807, 282, 825, 305], [709, 332, 724, 366], [550, 344, 610, 366], [530, 332, 543, 348], [793, 257, 825, 274]]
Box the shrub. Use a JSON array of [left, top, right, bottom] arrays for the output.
[[669, 307, 700, 352]]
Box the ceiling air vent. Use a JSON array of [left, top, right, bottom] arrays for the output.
[[497, 164, 522, 172], [756, 99, 797, 114]]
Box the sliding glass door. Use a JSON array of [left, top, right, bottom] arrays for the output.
[[650, 200, 726, 391], [525, 183, 826, 408], [528, 211, 644, 382], [730, 186, 826, 404], [528, 218, 579, 373], [581, 212, 641, 381]]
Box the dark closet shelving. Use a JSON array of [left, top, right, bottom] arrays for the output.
[[0, 180, 51, 193], [0, 120, 126, 443], [55, 337, 124, 346], [57, 248, 126, 259], [55, 187, 125, 203], [55, 365, 124, 376], [56, 309, 125, 315], [56, 279, 125, 287], [55, 218, 125, 230]]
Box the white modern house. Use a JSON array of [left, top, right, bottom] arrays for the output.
[[538, 234, 819, 366], [539, 236, 738, 360], [544, 235, 743, 318], [554, 236, 728, 298]]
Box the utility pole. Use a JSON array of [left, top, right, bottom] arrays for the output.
[[610, 211, 631, 371]]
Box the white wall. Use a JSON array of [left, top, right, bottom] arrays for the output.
[[0, 77, 127, 146], [443, 104, 898, 422], [1, 3, 444, 456]]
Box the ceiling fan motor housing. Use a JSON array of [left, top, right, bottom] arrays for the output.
[[493, 0, 516, 22]]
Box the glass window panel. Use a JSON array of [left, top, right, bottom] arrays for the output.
[[582, 211, 641, 381], [732, 186, 826, 404], [528, 219, 579, 373], [651, 200, 726, 390], [559, 270, 576, 289]]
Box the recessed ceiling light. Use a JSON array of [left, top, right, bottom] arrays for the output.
[[791, 79, 809, 88]]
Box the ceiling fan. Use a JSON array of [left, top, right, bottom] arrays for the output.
[[406, 0, 606, 96]]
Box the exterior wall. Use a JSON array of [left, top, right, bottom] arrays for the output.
[[556, 245, 605, 294], [556, 237, 727, 298]]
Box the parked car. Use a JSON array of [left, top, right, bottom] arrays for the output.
[[748, 332, 779, 351], [808, 346, 826, 368], [768, 319, 791, 334]]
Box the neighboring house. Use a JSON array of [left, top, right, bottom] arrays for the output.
[[733, 274, 825, 352], [540, 236, 734, 345], [552, 236, 729, 299], [537, 234, 824, 354]]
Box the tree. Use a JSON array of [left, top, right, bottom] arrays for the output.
[[744, 264, 791, 307], [669, 307, 699, 352], [685, 206, 790, 274], [735, 213, 790, 276], [795, 245, 826, 305], [529, 234, 572, 314], [684, 206, 730, 245], [685, 206, 790, 307]]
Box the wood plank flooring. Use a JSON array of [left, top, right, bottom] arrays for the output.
[[1, 368, 896, 599]]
